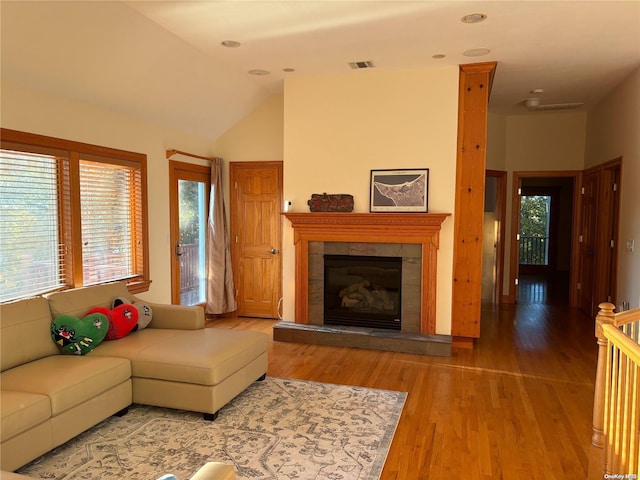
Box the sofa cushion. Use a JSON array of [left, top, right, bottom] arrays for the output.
[[46, 282, 133, 319], [0, 355, 131, 416], [1, 296, 59, 372], [91, 328, 269, 386], [51, 313, 109, 355], [0, 390, 51, 443]]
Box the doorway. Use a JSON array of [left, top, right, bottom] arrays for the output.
[[229, 161, 283, 318], [482, 170, 507, 303], [510, 172, 580, 306], [577, 158, 622, 317], [169, 161, 211, 305]]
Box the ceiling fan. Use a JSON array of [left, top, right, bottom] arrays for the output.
[[523, 97, 585, 111]]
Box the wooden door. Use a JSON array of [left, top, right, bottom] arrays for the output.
[[595, 160, 622, 307], [578, 169, 599, 317], [230, 162, 283, 318]]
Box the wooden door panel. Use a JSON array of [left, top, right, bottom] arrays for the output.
[[231, 162, 282, 318], [578, 170, 599, 317]]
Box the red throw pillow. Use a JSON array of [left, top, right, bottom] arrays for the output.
[[85, 306, 112, 322], [86, 305, 138, 340], [106, 304, 139, 340]]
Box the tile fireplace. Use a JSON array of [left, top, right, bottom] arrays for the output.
[[282, 212, 449, 335]]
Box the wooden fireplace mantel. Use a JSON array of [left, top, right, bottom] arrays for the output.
[[284, 212, 450, 335]]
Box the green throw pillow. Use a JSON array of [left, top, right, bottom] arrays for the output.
[[51, 313, 109, 355]]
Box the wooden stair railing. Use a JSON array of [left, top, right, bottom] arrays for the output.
[[589, 302, 640, 478]]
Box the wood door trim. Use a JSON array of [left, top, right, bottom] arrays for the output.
[[168, 160, 211, 304], [509, 170, 581, 306]]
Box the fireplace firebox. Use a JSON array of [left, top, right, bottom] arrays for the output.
[[323, 254, 402, 330]]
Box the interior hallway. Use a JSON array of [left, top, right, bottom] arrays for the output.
[[518, 272, 571, 306], [211, 295, 598, 480]]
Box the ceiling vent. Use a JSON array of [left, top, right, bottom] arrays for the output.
[[348, 60, 375, 69], [524, 98, 584, 111]]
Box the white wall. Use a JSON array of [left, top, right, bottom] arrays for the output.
[[487, 113, 507, 171], [283, 67, 459, 334], [585, 67, 640, 308], [1, 80, 216, 303], [505, 112, 587, 172], [213, 93, 285, 224], [214, 94, 284, 162]]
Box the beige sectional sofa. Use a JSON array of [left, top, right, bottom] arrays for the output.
[[0, 281, 269, 477]]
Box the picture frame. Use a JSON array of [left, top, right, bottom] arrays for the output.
[[370, 168, 429, 212]]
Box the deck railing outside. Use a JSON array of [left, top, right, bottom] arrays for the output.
[[589, 303, 640, 478], [180, 243, 202, 305], [519, 235, 549, 265]]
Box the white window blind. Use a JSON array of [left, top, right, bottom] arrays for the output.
[[0, 149, 67, 301], [79, 158, 143, 286]]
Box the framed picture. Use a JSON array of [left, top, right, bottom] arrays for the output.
[[370, 168, 429, 212]]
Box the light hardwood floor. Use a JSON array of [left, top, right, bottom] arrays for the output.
[[208, 301, 597, 480]]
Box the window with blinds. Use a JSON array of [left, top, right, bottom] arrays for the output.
[[80, 158, 144, 286], [0, 129, 149, 302], [0, 149, 67, 302]]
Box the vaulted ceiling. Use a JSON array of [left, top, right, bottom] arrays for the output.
[[2, 1, 639, 140]]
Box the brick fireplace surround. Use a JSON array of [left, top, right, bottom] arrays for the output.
[[281, 212, 450, 336]]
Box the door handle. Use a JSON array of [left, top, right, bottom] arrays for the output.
[[175, 242, 183, 257], [269, 248, 279, 255]]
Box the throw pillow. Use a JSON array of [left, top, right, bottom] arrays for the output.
[[51, 313, 109, 355], [86, 305, 139, 340], [111, 297, 131, 309], [112, 297, 151, 331], [133, 302, 153, 330], [106, 304, 139, 340]]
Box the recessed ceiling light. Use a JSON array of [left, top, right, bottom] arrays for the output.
[[432, 54, 446, 60], [248, 69, 270, 76], [283, 68, 296, 73], [348, 60, 375, 69], [530, 88, 544, 94], [463, 48, 491, 57], [461, 13, 487, 24], [220, 40, 241, 48]]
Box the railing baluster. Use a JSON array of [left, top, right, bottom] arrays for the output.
[[600, 322, 640, 475], [591, 303, 640, 478]]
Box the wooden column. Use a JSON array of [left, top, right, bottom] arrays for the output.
[[451, 62, 497, 339]]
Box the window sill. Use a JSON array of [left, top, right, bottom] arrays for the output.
[[126, 279, 152, 295]]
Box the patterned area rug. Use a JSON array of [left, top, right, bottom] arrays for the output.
[[18, 377, 407, 480]]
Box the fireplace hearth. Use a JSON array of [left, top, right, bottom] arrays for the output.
[[324, 254, 402, 330], [278, 212, 452, 355]]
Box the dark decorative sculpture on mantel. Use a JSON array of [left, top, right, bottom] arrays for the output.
[[307, 193, 354, 212]]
